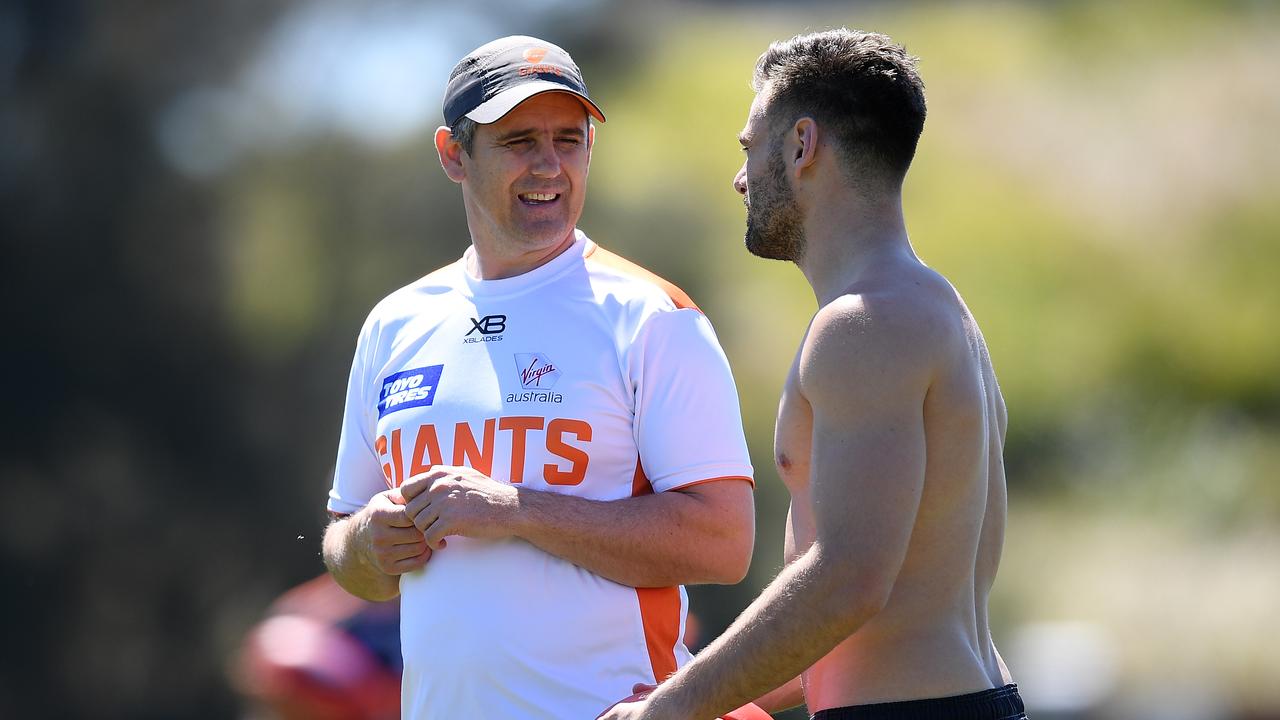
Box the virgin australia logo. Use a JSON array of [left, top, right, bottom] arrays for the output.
[[515, 352, 561, 389]]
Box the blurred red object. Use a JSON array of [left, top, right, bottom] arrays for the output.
[[722, 701, 773, 719], [602, 691, 772, 720], [233, 574, 400, 720]]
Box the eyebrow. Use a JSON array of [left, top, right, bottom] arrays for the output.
[[495, 126, 587, 143]]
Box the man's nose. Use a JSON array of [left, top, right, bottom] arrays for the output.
[[530, 141, 562, 177], [733, 163, 747, 195]]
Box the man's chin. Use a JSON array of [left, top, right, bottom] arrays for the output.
[[745, 232, 797, 262], [514, 221, 576, 249]]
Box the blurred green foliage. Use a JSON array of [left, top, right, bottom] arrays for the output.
[[4, 0, 1278, 717]]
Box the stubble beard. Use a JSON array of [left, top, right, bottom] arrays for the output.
[[744, 144, 805, 262]]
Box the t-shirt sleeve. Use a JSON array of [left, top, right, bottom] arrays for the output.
[[327, 317, 389, 515], [630, 308, 754, 493]]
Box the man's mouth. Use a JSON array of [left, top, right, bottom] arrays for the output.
[[519, 192, 560, 205]]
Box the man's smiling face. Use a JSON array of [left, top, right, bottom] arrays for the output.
[[459, 91, 594, 258]]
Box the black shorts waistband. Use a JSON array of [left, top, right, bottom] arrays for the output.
[[811, 684, 1027, 720]]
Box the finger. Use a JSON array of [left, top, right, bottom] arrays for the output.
[[373, 530, 429, 563], [425, 520, 451, 550], [426, 465, 482, 490], [389, 528, 427, 546], [401, 467, 450, 500], [386, 511, 417, 528], [372, 504, 418, 528], [631, 683, 657, 695], [368, 528, 421, 563], [403, 488, 436, 521], [390, 539, 430, 563], [388, 534, 428, 556], [372, 524, 422, 545], [411, 503, 442, 537], [368, 493, 416, 526], [389, 548, 430, 571], [386, 547, 431, 574]]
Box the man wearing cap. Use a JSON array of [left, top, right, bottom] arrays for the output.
[[320, 36, 756, 719]]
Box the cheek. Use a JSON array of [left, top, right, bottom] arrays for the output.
[[567, 152, 591, 179]]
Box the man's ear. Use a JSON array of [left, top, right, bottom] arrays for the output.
[[435, 126, 466, 183], [790, 117, 819, 177]]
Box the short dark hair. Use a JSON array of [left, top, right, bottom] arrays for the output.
[[451, 116, 478, 155], [753, 29, 926, 186]]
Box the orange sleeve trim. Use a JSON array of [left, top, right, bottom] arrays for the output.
[[635, 586, 682, 682], [418, 260, 460, 284], [584, 243, 702, 312], [629, 458, 682, 681], [667, 475, 755, 491], [631, 456, 654, 497]]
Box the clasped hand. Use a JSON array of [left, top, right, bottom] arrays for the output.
[[399, 465, 520, 550], [359, 466, 520, 576], [596, 683, 657, 720]]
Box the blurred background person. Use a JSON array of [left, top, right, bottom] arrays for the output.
[[233, 574, 401, 720]]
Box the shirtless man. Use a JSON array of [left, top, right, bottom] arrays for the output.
[[600, 28, 1026, 720]]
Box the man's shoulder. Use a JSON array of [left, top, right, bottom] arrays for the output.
[[818, 265, 959, 346], [351, 262, 464, 349], [581, 242, 700, 313], [802, 275, 957, 397], [367, 263, 462, 320]]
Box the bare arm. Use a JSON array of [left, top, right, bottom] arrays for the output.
[[753, 675, 805, 714], [513, 478, 754, 586], [600, 296, 934, 719], [321, 489, 431, 602], [401, 469, 755, 587]]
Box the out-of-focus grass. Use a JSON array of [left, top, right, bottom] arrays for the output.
[[998, 496, 1280, 710]]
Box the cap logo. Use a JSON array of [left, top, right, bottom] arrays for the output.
[[523, 48, 548, 63]]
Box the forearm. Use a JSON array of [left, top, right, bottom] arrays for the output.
[[643, 546, 880, 719], [322, 514, 400, 602], [753, 674, 805, 714], [510, 481, 753, 587]]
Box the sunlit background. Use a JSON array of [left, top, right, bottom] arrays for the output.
[[2, 0, 1278, 718]]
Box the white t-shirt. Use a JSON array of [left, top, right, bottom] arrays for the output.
[[328, 230, 754, 719]]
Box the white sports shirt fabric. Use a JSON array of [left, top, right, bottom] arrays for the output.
[[328, 230, 754, 719]]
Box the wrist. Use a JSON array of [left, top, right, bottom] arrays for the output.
[[506, 485, 534, 539], [351, 509, 380, 569], [642, 684, 698, 720]]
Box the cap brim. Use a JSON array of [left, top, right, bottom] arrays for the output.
[[466, 81, 606, 124]]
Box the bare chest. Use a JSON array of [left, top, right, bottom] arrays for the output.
[[775, 361, 816, 558]]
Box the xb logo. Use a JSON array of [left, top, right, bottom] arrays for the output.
[[468, 315, 507, 335]]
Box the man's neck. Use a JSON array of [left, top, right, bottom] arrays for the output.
[[466, 230, 578, 280], [796, 187, 916, 306]]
